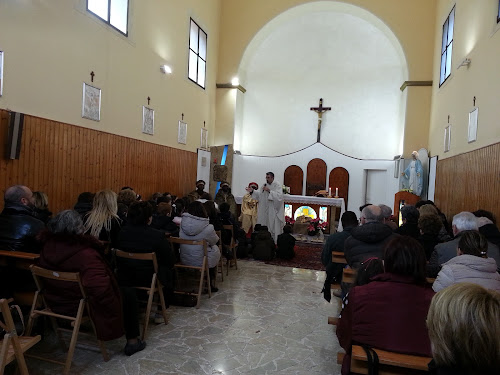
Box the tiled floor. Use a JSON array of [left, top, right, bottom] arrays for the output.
[[12, 260, 343, 374]]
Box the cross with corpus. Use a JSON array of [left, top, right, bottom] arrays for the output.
[[310, 98, 331, 143]]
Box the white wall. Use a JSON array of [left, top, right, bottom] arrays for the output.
[[232, 143, 399, 213], [234, 1, 408, 159]]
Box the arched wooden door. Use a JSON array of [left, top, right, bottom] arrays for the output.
[[329, 167, 349, 208], [306, 158, 327, 196], [283, 165, 304, 195]]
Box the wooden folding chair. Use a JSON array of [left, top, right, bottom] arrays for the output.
[[0, 299, 41, 375], [113, 249, 168, 340], [168, 237, 211, 309], [25, 265, 109, 375], [222, 225, 238, 275], [215, 231, 224, 284]]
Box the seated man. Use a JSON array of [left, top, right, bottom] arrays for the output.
[[344, 205, 399, 269], [0, 185, 45, 252], [321, 211, 358, 301], [0, 185, 45, 298]]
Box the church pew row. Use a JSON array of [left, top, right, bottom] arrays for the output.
[[336, 347, 431, 375]]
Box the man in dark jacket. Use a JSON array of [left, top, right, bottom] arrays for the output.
[[0, 185, 45, 252], [321, 211, 358, 301], [344, 205, 399, 268]]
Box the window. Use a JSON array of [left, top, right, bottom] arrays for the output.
[[188, 18, 207, 89], [87, 0, 129, 36], [498, 0, 500, 23], [439, 6, 455, 86]]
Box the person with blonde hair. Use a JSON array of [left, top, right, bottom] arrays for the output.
[[32, 191, 52, 223], [84, 189, 121, 246], [427, 283, 500, 375]]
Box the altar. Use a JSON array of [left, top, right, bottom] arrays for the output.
[[235, 194, 345, 232]]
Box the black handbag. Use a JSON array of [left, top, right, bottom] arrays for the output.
[[361, 345, 380, 375], [0, 302, 25, 338]]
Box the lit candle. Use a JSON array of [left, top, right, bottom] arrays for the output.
[[328, 187, 332, 197], [335, 187, 339, 197]]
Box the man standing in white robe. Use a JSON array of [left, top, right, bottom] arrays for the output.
[[253, 172, 285, 243]]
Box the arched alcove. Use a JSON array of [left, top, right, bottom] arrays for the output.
[[234, 1, 408, 159], [284, 165, 304, 195], [329, 167, 350, 208], [306, 158, 326, 196]]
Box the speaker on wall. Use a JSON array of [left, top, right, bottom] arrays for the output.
[[6, 111, 24, 160]]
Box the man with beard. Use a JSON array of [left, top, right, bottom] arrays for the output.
[[214, 182, 237, 217], [188, 180, 213, 201], [0, 185, 45, 252]]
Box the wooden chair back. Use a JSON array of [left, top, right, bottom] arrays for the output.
[[215, 231, 224, 283], [113, 249, 168, 339], [25, 265, 109, 375], [0, 298, 41, 375], [168, 237, 210, 308], [331, 251, 347, 264], [222, 224, 238, 274]]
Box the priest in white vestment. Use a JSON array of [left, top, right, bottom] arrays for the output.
[[253, 172, 285, 243]]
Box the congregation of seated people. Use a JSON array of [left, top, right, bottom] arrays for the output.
[[0, 183, 249, 359], [326, 201, 500, 374]]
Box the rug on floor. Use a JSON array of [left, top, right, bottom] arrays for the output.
[[264, 241, 325, 271]]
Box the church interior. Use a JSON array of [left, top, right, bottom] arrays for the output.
[[1, 1, 500, 374]]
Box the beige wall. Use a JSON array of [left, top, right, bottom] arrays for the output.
[[429, 0, 500, 159], [0, 0, 220, 152], [215, 0, 437, 156]]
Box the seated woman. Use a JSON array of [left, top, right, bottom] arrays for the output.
[[427, 283, 500, 375], [179, 201, 220, 292], [116, 201, 176, 351], [336, 236, 434, 375], [151, 202, 178, 236], [32, 191, 52, 224], [433, 230, 500, 292], [37, 210, 124, 343], [84, 189, 122, 247]]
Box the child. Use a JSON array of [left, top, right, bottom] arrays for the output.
[[276, 225, 296, 260], [252, 225, 276, 261]]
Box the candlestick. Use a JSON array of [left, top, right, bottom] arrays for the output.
[[328, 187, 332, 197], [335, 187, 339, 197]]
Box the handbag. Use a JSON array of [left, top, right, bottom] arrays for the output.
[[361, 345, 379, 375], [0, 302, 25, 338]]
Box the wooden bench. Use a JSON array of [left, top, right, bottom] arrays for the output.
[[332, 251, 347, 264], [0, 250, 39, 271]]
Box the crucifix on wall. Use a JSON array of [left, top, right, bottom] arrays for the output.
[[310, 98, 331, 143]]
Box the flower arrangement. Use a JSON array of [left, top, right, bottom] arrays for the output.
[[307, 218, 328, 236], [282, 185, 290, 194], [285, 215, 295, 225]]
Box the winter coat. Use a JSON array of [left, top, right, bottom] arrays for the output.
[[116, 224, 176, 289], [179, 213, 220, 268], [418, 232, 440, 261], [336, 273, 434, 375], [253, 229, 275, 261], [395, 222, 420, 239], [276, 233, 295, 260], [344, 222, 400, 268], [433, 255, 500, 292], [427, 234, 500, 278], [479, 222, 500, 248], [0, 204, 45, 252], [37, 231, 124, 341]]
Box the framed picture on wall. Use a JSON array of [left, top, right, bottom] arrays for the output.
[[178, 121, 187, 144], [468, 108, 478, 143], [200, 128, 208, 149], [142, 106, 154, 135], [444, 125, 451, 152], [82, 83, 101, 121], [0, 51, 4, 97]]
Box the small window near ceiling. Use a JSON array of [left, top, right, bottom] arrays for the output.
[[439, 6, 455, 86], [188, 18, 207, 89], [87, 0, 129, 36]]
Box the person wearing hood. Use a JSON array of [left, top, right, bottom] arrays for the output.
[[37, 210, 125, 345], [344, 205, 400, 269], [214, 182, 237, 217], [179, 201, 220, 291], [73, 192, 94, 218], [433, 231, 500, 292]]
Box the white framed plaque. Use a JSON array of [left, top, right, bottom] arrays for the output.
[[468, 108, 478, 143], [178, 121, 187, 144], [142, 106, 154, 135], [82, 83, 101, 121], [0, 51, 4, 97], [200, 128, 208, 149], [444, 125, 451, 153]]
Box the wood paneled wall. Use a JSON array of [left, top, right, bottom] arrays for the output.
[[306, 158, 327, 196], [435, 142, 500, 223], [283, 165, 303, 195], [0, 110, 197, 213]]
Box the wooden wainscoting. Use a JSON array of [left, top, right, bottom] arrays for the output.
[[0, 110, 197, 213], [435, 142, 500, 222]]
